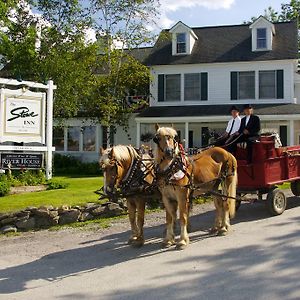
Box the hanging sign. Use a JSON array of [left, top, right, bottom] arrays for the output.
[[0, 88, 45, 143]]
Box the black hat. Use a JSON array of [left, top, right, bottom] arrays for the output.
[[243, 104, 253, 110], [230, 105, 239, 112]]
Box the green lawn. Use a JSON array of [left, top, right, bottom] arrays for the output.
[[0, 177, 292, 214], [0, 177, 103, 213]]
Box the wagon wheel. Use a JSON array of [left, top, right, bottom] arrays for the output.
[[266, 188, 287, 216], [291, 180, 300, 196]]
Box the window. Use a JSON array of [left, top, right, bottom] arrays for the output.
[[280, 126, 287, 146], [176, 33, 186, 54], [188, 130, 194, 148], [257, 28, 267, 49], [259, 70, 275, 98], [102, 126, 108, 149], [53, 127, 64, 151], [102, 126, 115, 148], [67, 126, 80, 151], [185, 73, 200, 100], [83, 126, 96, 151], [165, 74, 181, 101], [184, 73, 208, 101], [201, 127, 209, 147], [259, 70, 284, 99], [231, 71, 255, 100]]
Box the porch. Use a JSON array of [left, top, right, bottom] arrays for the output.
[[136, 103, 300, 149]]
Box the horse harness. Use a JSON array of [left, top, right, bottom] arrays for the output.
[[119, 150, 155, 197], [100, 146, 156, 200], [156, 143, 238, 201]]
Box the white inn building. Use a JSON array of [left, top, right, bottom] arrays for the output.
[[53, 17, 300, 161], [137, 17, 300, 149]]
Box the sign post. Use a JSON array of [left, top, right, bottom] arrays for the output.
[[0, 78, 56, 179], [46, 80, 54, 179]]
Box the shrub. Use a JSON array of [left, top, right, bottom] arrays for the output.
[[53, 154, 102, 176], [47, 180, 69, 190], [0, 181, 10, 196], [17, 170, 46, 186], [0, 170, 46, 191]]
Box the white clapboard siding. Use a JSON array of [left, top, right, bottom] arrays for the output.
[[150, 59, 297, 106]]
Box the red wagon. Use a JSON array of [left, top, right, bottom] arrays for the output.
[[236, 135, 300, 215]]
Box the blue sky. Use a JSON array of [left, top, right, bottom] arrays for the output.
[[158, 0, 285, 29]]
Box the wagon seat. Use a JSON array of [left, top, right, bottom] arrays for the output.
[[236, 132, 283, 165]]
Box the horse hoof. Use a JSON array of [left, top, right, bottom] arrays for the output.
[[162, 240, 175, 248], [209, 228, 218, 235], [176, 242, 187, 251], [132, 240, 144, 248], [127, 237, 137, 245], [217, 229, 228, 236]]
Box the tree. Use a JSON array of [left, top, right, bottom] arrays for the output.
[[84, 0, 159, 130], [0, 0, 98, 118], [245, 6, 280, 23], [0, 0, 159, 137], [279, 0, 300, 22], [246, 1, 300, 23]]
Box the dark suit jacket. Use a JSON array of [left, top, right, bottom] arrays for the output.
[[238, 115, 261, 136]]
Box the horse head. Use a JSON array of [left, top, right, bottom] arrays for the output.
[[99, 147, 119, 196], [153, 124, 179, 160], [99, 145, 138, 197]]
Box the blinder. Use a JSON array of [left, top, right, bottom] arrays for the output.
[[153, 134, 160, 144]]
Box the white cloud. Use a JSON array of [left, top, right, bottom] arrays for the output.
[[158, 0, 235, 28]]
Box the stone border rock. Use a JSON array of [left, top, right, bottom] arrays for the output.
[[9, 185, 47, 195], [0, 200, 126, 234]]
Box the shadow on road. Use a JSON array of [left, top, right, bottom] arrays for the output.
[[0, 196, 299, 297]]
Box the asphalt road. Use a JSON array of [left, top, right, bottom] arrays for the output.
[[1, 192, 300, 300]]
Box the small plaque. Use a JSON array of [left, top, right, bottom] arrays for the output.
[[0, 153, 43, 169]]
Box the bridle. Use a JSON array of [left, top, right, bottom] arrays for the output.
[[100, 146, 155, 199], [153, 133, 189, 181], [100, 149, 122, 198], [153, 133, 179, 160]]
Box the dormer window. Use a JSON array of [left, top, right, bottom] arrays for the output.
[[257, 28, 267, 49], [249, 16, 275, 52], [176, 33, 187, 54], [170, 21, 198, 56]]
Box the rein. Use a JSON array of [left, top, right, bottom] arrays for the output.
[[155, 142, 191, 184], [193, 133, 244, 155], [99, 148, 156, 201], [156, 142, 243, 202]]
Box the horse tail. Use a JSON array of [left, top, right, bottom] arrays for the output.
[[225, 153, 238, 219]]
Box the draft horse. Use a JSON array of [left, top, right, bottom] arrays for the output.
[[99, 145, 155, 247], [154, 125, 238, 250]]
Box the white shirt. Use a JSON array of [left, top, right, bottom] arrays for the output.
[[226, 116, 241, 135], [245, 115, 251, 126]]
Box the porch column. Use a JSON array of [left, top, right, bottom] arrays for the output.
[[185, 122, 189, 149], [136, 121, 141, 148], [289, 120, 295, 146]]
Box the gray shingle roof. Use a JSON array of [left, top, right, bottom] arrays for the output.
[[138, 103, 300, 118], [144, 21, 298, 66], [127, 47, 153, 63]]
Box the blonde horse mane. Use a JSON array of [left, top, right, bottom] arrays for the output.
[[100, 145, 139, 167], [156, 127, 177, 138]]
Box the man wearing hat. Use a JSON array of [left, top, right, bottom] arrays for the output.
[[238, 104, 260, 138], [228, 104, 261, 162], [214, 105, 241, 146]]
